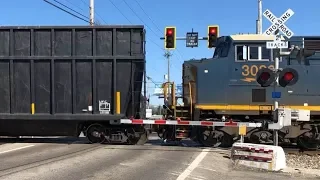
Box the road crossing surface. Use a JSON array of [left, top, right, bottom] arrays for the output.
[[0, 134, 318, 180]]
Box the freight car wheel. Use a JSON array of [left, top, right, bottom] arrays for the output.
[[197, 128, 223, 147], [249, 130, 273, 144], [297, 131, 320, 150], [127, 127, 149, 145], [219, 132, 234, 148], [86, 123, 107, 144], [135, 129, 149, 145]]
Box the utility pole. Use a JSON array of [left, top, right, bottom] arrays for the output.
[[89, 0, 94, 26], [164, 51, 172, 83], [256, 0, 262, 34]]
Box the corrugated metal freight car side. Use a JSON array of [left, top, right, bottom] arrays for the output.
[[0, 26, 146, 137]]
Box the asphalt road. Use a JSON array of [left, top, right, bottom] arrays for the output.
[[0, 135, 318, 180]]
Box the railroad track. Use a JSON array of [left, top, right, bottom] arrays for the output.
[[0, 144, 103, 178], [284, 148, 320, 156]]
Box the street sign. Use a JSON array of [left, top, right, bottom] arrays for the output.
[[266, 41, 288, 49], [263, 8, 294, 39], [186, 32, 198, 47]]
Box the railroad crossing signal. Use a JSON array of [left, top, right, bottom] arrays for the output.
[[278, 68, 299, 87], [263, 8, 294, 49], [260, 8, 298, 87], [256, 68, 299, 87], [207, 25, 219, 48], [263, 8, 294, 38], [165, 27, 176, 49], [256, 68, 276, 87]]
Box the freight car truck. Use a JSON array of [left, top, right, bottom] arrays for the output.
[[0, 25, 148, 145]]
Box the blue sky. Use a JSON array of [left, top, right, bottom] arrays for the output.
[[0, 0, 318, 105]]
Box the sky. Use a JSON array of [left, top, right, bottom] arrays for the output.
[[0, 0, 318, 105]]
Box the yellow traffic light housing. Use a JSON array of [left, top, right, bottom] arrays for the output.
[[165, 27, 176, 49], [207, 25, 219, 48]]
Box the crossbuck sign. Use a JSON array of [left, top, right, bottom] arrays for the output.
[[263, 8, 295, 49]]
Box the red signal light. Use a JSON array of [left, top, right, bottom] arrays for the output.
[[164, 27, 176, 49], [283, 72, 294, 81], [260, 72, 271, 81], [209, 27, 216, 34], [256, 68, 275, 87], [279, 68, 298, 87], [208, 25, 219, 48]]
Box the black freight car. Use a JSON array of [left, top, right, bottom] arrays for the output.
[[0, 25, 148, 144]]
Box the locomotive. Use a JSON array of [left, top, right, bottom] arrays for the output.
[[157, 34, 320, 150]]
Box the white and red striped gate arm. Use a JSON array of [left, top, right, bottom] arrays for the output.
[[120, 119, 262, 128]]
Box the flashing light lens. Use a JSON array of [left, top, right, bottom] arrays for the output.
[[167, 29, 173, 35], [260, 72, 270, 81], [210, 28, 216, 34], [284, 72, 294, 81]]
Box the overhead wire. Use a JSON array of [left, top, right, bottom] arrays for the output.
[[108, 0, 165, 53], [131, 0, 185, 63], [79, 0, 108, 24], [52, 0, 88, 19], [43, 0, 90, 23], [121, 0, 161, 38], [117, 0, 183, 73]]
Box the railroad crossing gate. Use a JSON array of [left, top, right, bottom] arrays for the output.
[[263, 8, 294, 49]]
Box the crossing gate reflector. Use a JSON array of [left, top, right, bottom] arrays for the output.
[[231, 143, 286, 171]]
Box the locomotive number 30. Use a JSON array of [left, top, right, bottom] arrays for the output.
[[241, 64, 274, 77]]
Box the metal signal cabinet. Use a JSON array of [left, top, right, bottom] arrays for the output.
[[0, 26, 146, 137]]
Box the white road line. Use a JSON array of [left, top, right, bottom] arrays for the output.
[[176, 149, 209, 180], [0, 144, 35, 155]]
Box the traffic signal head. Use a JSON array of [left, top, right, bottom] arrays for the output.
[[256, 68, 275, 87], [165, 27, 176, 49], [208, 25, 219, 48], [278, 68, 299, 87]]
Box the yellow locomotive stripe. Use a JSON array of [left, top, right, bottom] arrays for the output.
[[195, 104, 320, 111]]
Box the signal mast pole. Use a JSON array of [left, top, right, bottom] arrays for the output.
[[89, 0, 94, 26], [256, 0, 262, 34], [164, 51, 172, 83], [256, 0, 279, 146]]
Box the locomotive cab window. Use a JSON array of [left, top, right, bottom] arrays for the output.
[[235, 45, 271, 62], [213, 42, 230, 58]]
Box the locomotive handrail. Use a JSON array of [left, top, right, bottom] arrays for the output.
[[188, 82, 193, 117], [171, 82, 176, 118]]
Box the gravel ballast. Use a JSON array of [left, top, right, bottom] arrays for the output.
[[286, 154, 320, 169]]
